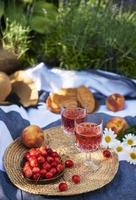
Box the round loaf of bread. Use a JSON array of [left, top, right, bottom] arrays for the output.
[[0, 72, 12, 102]]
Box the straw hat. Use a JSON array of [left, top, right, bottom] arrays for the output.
[[10, 70, 38, 107], [0, 72, 12, 102]]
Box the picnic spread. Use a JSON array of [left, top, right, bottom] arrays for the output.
[[0, 63, 136, 200]]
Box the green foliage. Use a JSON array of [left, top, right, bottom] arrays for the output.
[[41, 1, 136, 78], [29, 1, 57, 33], [0, 0, 136, 78], [0, 1, 4, 17], [2, 20, 30, 59], [117, 125, 136, 142], [0, 0, 57, 64]]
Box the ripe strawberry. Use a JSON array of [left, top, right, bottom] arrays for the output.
[[58, 182, 68, 192], [103, 149, 111, 158], [65, 160, 74, 168], [72, 175, 80, 184]]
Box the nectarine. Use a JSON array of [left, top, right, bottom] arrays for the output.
[[106, 117, 128, 135], [21, 125, 44, 148], [106, 93, 125, 112]]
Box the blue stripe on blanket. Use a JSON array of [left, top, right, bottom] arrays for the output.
[[0, 109, 30, 140], [0, 170, 22, 200], [89, 69, 136, 91]]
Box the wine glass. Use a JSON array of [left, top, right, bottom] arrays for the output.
[[61, 107, 87, 148], [75, 114, 103, 171]]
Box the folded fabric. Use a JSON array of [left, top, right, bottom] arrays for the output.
[[26, 63, 136, 97]]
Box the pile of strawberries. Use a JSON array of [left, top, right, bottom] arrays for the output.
[[22, 146, 65, 181]]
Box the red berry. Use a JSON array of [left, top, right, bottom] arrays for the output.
[[32, 167, 40, 174], [103, 150, 111, 158], [39, 146, 47, 151], [58, 182, 68, 192], [37, 156, 45, 163], [57, 164, 65, 173], [47, 156, 54, 163], [43, 163, 51, 171], [72, 175, 80, 184], [51, 161, 57, 167], [65, 160, 74, 168], [29, 158, 38, 167], [46, 172, 53, 179], [24, 152, 31, 160], [41, 150, 47, 157], [50, 167, 57, 175], [29, 148, 37, 156], [23, 167, 32, 178], [47, 148, 53, 155], [54, 157, 61, 164], [40, 169, 47, 178], [52, 152, 59, 157], [32, 173, 41, 181], [23, 161, 30, 168], [39, 146, 47, 156]]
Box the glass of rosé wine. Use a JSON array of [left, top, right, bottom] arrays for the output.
[[75, 115, 103, 171], [61, 107, 87, 135]]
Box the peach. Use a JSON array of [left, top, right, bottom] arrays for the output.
[[21, 125, 44, 148], [106, 117, 128, 135], [106, 93, 125, 112]]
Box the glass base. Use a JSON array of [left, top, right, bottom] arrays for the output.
[[84, 160, 101, 172], [75, 144, 101, 172], [63, 129, 74, 135]]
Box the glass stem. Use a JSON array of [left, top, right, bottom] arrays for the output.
[[85, 152, 99, 171], [85, 152, 91, 163]]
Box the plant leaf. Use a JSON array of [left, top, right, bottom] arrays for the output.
[[0, 1, 4, 17], [29, 1, 57, 33], [5, 3, 27, 26], [30, 16, 53, 34]]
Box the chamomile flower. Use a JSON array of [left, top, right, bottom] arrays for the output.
[[113, 140, 125, 154], [102, 128, 117, 148], [126, 147, 136, 165], [123, 134, 136, 148]]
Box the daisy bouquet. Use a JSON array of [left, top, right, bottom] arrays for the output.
[[102, 128, 136, 165]]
